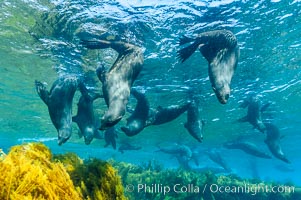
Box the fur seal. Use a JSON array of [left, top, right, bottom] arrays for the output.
[[238, 94, 270, 133], [149, 102, 191, 125], [223, 141, 272, 159], [121, 88, 150, 136], [264, 123, 290, 163], [72, 83, 102, 145], [177, 30, 239, 104], [205, 149, 232, 172], [81, 39, 143, 130], [104, 126, 118, 149], [121, 89, 190, 136], [35, 76, 79, 145], [156, 144, 193, 169], [184, 98, 205, 143], [118, 142, 142, 154]]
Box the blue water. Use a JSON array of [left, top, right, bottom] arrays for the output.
[[0, 0, 301, 187]]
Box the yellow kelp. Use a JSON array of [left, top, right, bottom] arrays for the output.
[[0, 143, 82, 200], [54, 153, 127, 200]]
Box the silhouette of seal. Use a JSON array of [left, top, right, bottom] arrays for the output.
[[177, 30, 239, 104], [223, 141, 272, 159], [104, 126, 118, 149], [156, 144, 193, 169], [72, 83, 102, 145], [264, 123, 290, 163], [118, 142, 142, 153], [81, 39, 143, 130], [149, 102, 191, 125], [184, 98, 205, 143], [35, 76, 79, 145], [238, 93, 271, 133], [121, 88, 150, 137], [121, 89, 190, 136], [205, 149, 232, 172]]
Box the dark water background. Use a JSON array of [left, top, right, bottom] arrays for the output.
[[0, 0, 301, 186]]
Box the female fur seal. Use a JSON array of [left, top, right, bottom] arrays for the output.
[[35, 76, 79, 145], [224, 141, 272, 159], [81, 39, 144, 130], [177, 30, 239, 104], [264, 123, 290, 163], [72, 83, 102, 145], [184, 98, 205, 143], [121, 88, 150, 136], [238, 94, 270, 133], [121, 89, 191, 136]]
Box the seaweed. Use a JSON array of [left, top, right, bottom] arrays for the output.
[[54, 154, 127, 200], [1, 143, 299, 200], [0, 143, 127, 200], [111, 161, 300, 200], [0, 143, 81, 200]]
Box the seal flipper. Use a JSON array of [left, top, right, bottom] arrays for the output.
[[81, 40, 111, 49], [35, 80, 50, 105], [177, 39, 201, 63], [179, 35, 195, 46], [96, 65, 107, 83]]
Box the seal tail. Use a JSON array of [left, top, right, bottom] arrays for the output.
[[177, 40, 200, 63]]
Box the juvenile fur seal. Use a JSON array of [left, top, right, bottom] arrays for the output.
[[223, 141, 272, 159], [72, 83, 102, 145], [156, 144, 193, 169], [205, 149, 232, 172], [184, 98, 205, 143], [264, 123, 290, 163], [118, 142, 142, 154], [121, 88, 149, 136], [81, 39, 143, 130], [121, 89, 191, 136], [35, 76, 79, 145], [149, 102, 191, 125], [238, 93, 270, 133], [177, 30, 239, 104], [104, 126, 118, 149]]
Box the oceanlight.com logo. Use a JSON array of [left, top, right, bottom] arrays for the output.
[[125, 183, 295, 196], [208, 183, 295, 195]]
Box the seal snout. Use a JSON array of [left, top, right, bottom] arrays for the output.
[[58, 128, 72, 145], [213, 85, 230, 104], [84, 134, 94, 145], [221, 93, 230, 104], [58, 136, 70, 146]]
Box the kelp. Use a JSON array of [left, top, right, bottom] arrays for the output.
[[0, 143, 81, 200], [0, 143, 127, 200], [54, 154, 127, 200], [111, 161, 301, 200], [1, 143, 299, 200]]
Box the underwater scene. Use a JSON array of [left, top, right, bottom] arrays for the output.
[[1, 0, 301, 199]]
